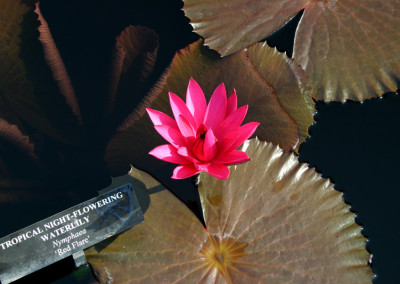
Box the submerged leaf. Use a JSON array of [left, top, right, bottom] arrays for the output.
[[0, 0, 82, 143], [246, 43, 315, 146], [0, 119, 38, 178], [106, 40, 298, 178], [184, 0, 400, 101], [88, 139, 373, 283], [34, 3, 81, 124], [107, 25, 159, 126]]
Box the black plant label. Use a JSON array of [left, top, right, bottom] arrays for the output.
[[0, 184, 143, 283]]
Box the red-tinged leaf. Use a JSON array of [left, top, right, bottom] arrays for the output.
[[87, 139, 373, 283], [247, 43, 315, 147], [106, 40, 298, 179], [107, 26, 159, 126], [0, 0, 82, 143], [293, 1, 400, 101], [0, 119, 38, 178], [34, 2, 82, 124], [183, 0, 308, 56]]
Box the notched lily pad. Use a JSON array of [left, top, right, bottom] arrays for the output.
[[107, 25, 159, 125], [106, 39, 298, 179], [246, 43, 315, 146], [183, 0, 308, 57], [184, 0, 400, 101], [87, 139, 373, 283], [294, 1, 400, 101], [86, 167, 209, 283]]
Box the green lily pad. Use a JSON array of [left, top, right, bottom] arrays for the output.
[[87, 138, 373, 283], [246, 43, 315, 146]]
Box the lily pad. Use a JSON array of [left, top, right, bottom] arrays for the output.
[[183, 0, 308, 57], [0, 119, 38, 179], [246, 43, 315, 146], [87, 138, 373, 283], [0, 0, 82, 143], [106, 25, 159, 128], [86, 167, 209, 283], [293, 1, 400, 101], [183, 0, 400, 101], [106, 40, 299, 179]]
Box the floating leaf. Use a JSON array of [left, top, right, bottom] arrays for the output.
[[106, 40, 298, 179], [87, 139, 373, 283], [86, 167, 209, 283], [247, 43, 315, 146], [183, 0, 400, 101], [183, 0, 308, 57], [293, 1, 400, 101]]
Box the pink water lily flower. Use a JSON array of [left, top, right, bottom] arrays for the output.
[[146, 78, 259, 179]]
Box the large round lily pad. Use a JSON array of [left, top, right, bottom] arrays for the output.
[[106, 40, 299, 179], [87, 138, 373, 283], [184, 0, 400, 101]]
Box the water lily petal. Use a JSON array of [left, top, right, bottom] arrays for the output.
[[226, 89, 237, 117], [149, 144, 191, 164], [146, 108, 178, 129], [177, 146, 197, 162], [216, 105, 248, 140], [225, 122, 260, 152], [219, 131, 241, 153], [213, 150, 249, 165], [177, 114, 196, 139], [206, 164, 229, 179], [193, 161, 211, 171], [169, 92, 198, 129], [203, 128, 218, 161], [172, 164, 200, 179], [186, 78, 207, 125], [204, 83, 227, 130], [154, 125, 186, 148]]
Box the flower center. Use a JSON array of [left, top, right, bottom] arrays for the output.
[[196, 124, 208, 140], [201, 235, 248, 283], [191, 123, 218, 162]]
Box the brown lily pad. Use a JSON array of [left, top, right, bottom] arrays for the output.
[[183, 0, 400, 101], [0, 0, 82, 143], [246, 43, 315, 146], [293, 1, 400, 101], [106, 40, 298, 179], [87, 138, 373, 283], [0, 119, 38, 179], [183, 0, 308, 57], [106, 25, 159, 126], [86, 167, 209, 283]]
